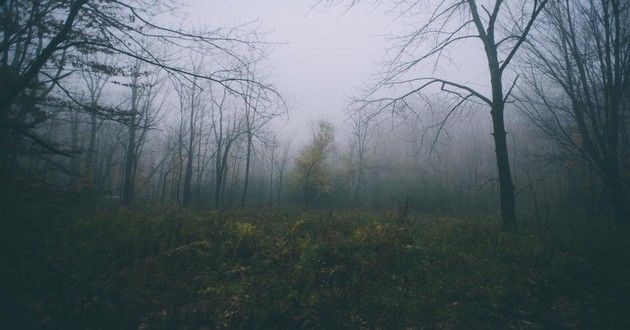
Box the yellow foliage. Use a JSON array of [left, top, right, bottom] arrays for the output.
[[292, 119, 336, 204], [235, 222, 256, 237]]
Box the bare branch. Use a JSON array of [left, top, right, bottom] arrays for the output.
[[499, 0, 549, 73]]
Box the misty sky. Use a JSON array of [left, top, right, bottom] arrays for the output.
[[188, 0, 490, 143], [187, 1, 391, 139]]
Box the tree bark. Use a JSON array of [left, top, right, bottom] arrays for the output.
[[182, 103, 195, 207], [491, 104, 517, 231], [240, 132, 253, 207], [122, 66, 141, 206], [604, 159, 629, 222], [470, 0, 520, 231], [122, 119, 137, 206]]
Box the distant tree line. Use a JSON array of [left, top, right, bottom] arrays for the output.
[[314, 0, 629, 227], [1, 0, 628, 228], [0, 0, 288, 208]]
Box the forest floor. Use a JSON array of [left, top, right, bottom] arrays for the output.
[[1, 202, 629, 329]]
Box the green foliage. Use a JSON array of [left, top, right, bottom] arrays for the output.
[[1, 205, 629, 329]]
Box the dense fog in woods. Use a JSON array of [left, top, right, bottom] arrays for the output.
[[1, 0, 629, 328], [2, 0, 628, 223]]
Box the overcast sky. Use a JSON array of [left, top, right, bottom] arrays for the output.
[[185, 1, 491, 145], [187, 0, 394, 141]]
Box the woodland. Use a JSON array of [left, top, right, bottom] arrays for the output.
[[1, 0, 629, 328]]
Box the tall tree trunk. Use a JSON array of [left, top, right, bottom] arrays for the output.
[[240, 132, 253, 207], [122, 69, 140, 206], [122, 122, 137, 205], [353, 148, 365, 206], [214, 144, 224, 208], [604, 0, 629, 222], [182, 108, 195, 207], [276, 143, 290, 205], [122, 120, 137, 205], [83, 109, 98, 190], [491, 103, 517, 231], [182, 152, 193, 207], [215, 139, 232, 208], [69, 108, 81, 187], [161, 167, 169, 205], [276, 169, 284, 205], [604, 157, 629, 222], [220, 142, 232, 207], [269, 158, 274, 207], [471, 0, 521, 232]]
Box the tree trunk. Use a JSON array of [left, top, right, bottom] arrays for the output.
[[354, 150, 364, 206], [604, 159, 629, 222], [215, 139, 233, 208], [214, 160, 222, 208], [182, 108, 195, 207], [484, 30, 518, 231], [69, 108, 81, 187], [122, 67, 140, 206], [214, 144, 224, 208], [84, 109, 98, 190], [182, 146, 194, 207], [240, 132, 253, 207], [269, 158, 274, 207], [122, 121, 137, 205], [491, 105, 517, 231]]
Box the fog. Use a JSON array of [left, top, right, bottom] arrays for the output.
[[189, 2, 491, 140], [1, 0, 628, 218], [190, 0, 394, 143], [3, 1, 630, 328]]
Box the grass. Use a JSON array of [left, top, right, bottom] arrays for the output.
[[1, 204, 629, 329]]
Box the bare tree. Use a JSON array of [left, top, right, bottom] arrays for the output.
[[518, 0, 630, 222], [238, 63, 288, 207], [0, 0, 281, 181], [121, 61, 164, 205], [344, 107, 383, 206], [80, 56, 113, 191], [239, 78, 264, 207], [318, 0, 549, 231], [0, 0, 77, 175], [274, 136, 294, 205], [0, 0, 88, 127], [173, 59, 208, 208], [210, 88, 248, 208]]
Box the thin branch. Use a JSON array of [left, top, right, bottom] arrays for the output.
[[500, 0, 549, 73]]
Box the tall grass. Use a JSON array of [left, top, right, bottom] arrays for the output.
[[1, 206, 628, 329]]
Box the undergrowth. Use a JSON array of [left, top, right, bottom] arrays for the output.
[[1, 205, 629, 329]]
